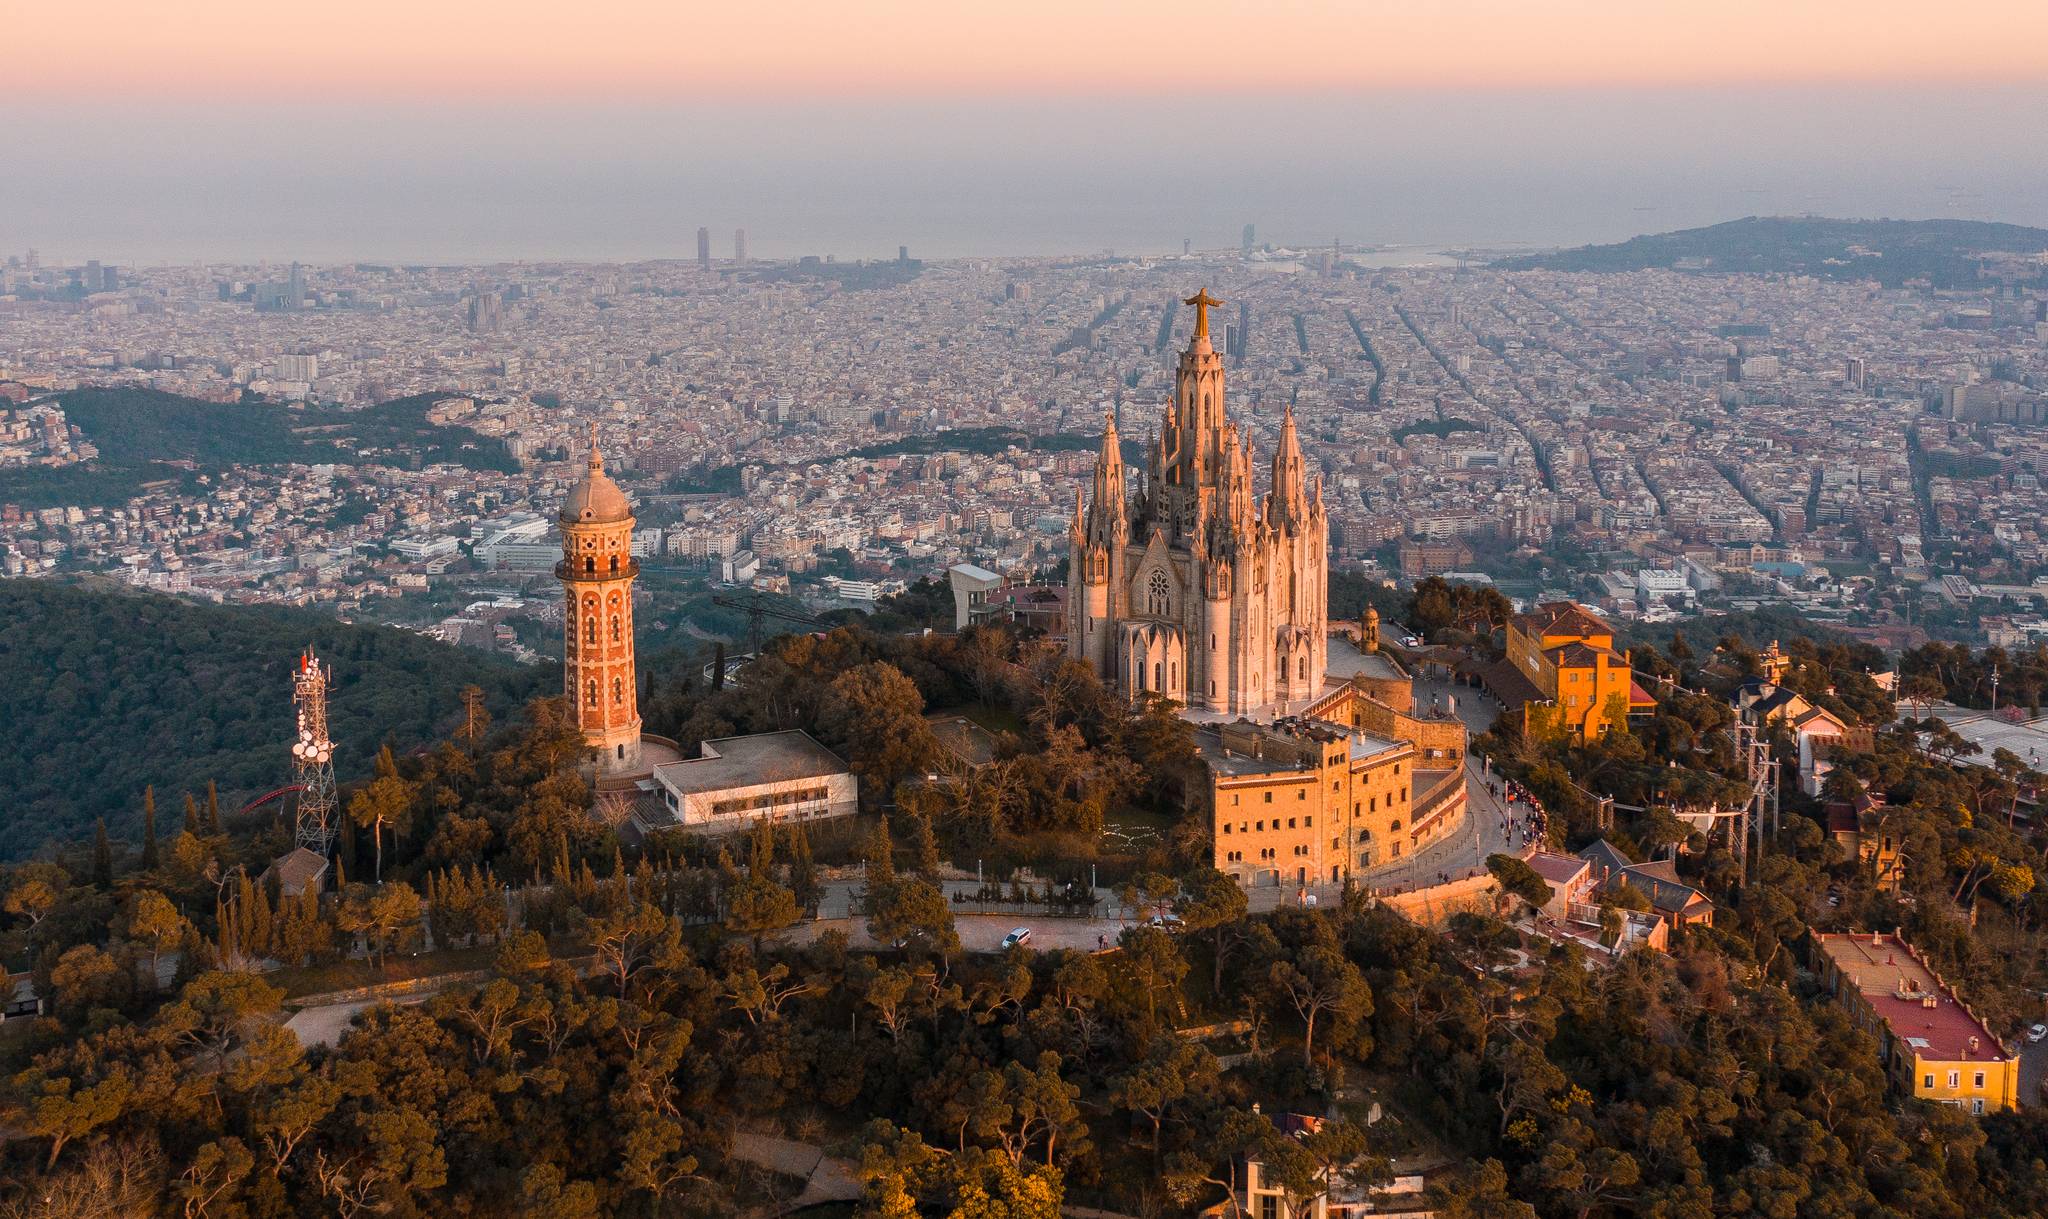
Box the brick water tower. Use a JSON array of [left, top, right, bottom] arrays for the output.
[[558, 422, 643, 774]]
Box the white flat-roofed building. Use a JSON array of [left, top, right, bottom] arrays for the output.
[[638, 730, 857, 835]]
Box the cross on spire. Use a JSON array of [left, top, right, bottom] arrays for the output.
[[1183, 288, 1224, 341]]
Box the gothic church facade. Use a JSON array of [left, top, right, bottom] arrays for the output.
[[1067, 290, 1328, 715]]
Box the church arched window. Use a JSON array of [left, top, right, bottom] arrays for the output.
[[1148, 570, 1170, 616], [1154, 661, 1162, 689], [585, 617, 598, 646], [609, 554, 620, 574], [610, 615, 622, 643], [584, 557, 595, 574], [585, 680, 598, 708]]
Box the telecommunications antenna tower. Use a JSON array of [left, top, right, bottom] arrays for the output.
[[290, 650, 338, 855]]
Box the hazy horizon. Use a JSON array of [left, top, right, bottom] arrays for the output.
[[7, 1, 2048, 266]]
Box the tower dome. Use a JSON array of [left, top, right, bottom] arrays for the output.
[[561, 421, 632, 523]]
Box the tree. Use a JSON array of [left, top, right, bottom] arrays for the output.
[[4, 876, 58, 929], [125, 889, 188, 989], [821, 662, 941, 804], [587, 901, 691, 998], [91, 819, 113, 889], [1268, 943, 1371, 1069], [138, 787, 159, 872], [347, 745, 416, 885], [725, 873, 801, 951], [1111, 1036, 1219, 1162], [1115, 925, 1188, 1027], [1177, 868, 1249, 990], [1487, 853, 1554, 914], [868, 878, 960, 956]]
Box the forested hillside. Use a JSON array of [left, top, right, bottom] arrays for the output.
[[0, 579, 545, 858], [1494, 215, 2048, 287], [0, 387, 521, 508]]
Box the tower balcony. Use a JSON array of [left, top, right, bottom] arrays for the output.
[[556, 557, 641, 582]]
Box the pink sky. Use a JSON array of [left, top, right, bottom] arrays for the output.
[[15, 0, 2048, 97]]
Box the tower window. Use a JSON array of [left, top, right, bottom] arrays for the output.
[[609, 554, 620, 573], [611, 615, 622, 643], [585, 557, 595, 574], [585, 680, 598, 708], [613, 677, 623, 704], [585, 617, 597, 645]]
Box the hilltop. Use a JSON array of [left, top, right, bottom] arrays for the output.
[[1493, 215, 2048, 287], [0, 578, 546, 859], [0, 387, 522, 509]]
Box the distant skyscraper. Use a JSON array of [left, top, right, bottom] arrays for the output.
[[1184, 237, 1191, 256], [83, 260, 103, 292], [287, 262, 305, 309], [899, 245, 909, 263], [1845, 356, 1867, 390], [734, 228, 747, 265], [1242, 223, 1255, 253], [697, 226, 711, 270], [465, 291, 503, 333]]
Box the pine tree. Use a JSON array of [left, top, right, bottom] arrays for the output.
[[140, 787, 160, 872], [92, 818, 114, 888], [205, 780, 223, 835], [183, 792, 202, 836]]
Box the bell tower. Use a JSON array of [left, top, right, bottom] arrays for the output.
[[558, 422, 642, 773]]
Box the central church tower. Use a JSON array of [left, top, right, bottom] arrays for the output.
[[558, 423, 643, 773], [1067, 289, 1327, 715]]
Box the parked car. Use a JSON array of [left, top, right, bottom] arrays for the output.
[[1146, 912, 1185, 930], [2028, 1023, 2047, 1043], [1001, 927, 1033, 950]]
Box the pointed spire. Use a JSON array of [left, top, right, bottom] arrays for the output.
[[587, 419, 604, 476]]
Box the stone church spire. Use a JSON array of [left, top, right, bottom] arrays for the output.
[[1268, 405, 1308, 525]]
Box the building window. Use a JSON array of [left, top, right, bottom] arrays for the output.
[[585, 681, 598, 708], [1264, 792, 1273, 804], [1975, 1072, 1986, 1088], [1391, 842, 1402, 859], [1304, 816, 1312, 827], [1287, 818, 1295, 829], [1948, 1071, 1960, 1089], [610, 615, 622, 643], [1222, 823, 1232, 834], [585, 617, 598, 645], [1148, 570, 1170, 616], [1925, 1074, 1936, 1089], [1973, 1099, 1986, 1114], [612, 677, 623, 704]]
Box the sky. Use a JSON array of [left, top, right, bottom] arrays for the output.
[[6, 2, 2048, 264]]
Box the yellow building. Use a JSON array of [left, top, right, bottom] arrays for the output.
[[1495, 602, 1649, 739], [1814, 932, 2018, 1114], [1201, 718, 1465, 889]]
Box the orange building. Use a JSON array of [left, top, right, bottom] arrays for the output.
[[1494, 602, 1652, 739], [1814, 932, 2018, 1114]]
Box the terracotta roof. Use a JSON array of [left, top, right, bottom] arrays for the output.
[[1526, 851, 1590, 886], [1818, 933, 2009, 1065], [1517, 601, 1614, 640]]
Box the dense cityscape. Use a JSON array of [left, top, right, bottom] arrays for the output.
[[4, 240, 2047, 662]]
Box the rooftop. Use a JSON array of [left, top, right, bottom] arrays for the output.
[[1527, 851, 1591, 885], [1817, 932, 2010, 1065], [654, 730, 849, 795]]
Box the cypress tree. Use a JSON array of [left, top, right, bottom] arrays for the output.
[[183, 792, 202, 836], [92, 818, 114, 888], [712, 642, 728, 691], [140, 787, 160, 872], [205, 780, 223, 835]]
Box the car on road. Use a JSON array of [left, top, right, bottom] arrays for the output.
[[2029, 1023, 2047, 1043], [1146, 913, 1184, 930], [1001, 927, 1032, 950]]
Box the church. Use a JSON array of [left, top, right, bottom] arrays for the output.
[[1067, 289, 1328, 716]]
